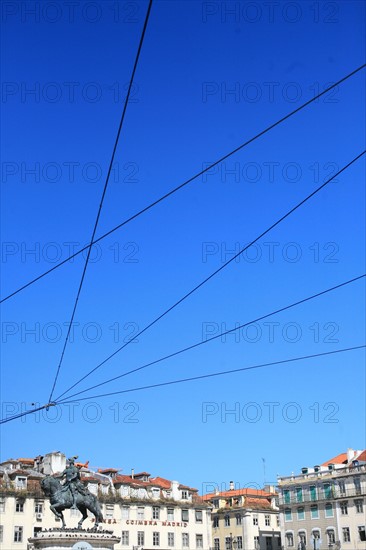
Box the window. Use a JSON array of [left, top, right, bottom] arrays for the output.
[[214, 538, 220, 550], [0, 499, 5, 513], [182, 509, 189, 522], [286, 532, 294, 547], [327, 530, 335, 544], [122, 506, 129, 519], [284, 489, 290, 504], [355, 499, 364, 513], [225, 537, 231, 550], [253, 513, 258, 525], [342, 527, 350, 542], [310, 505, 319, 519], [354, 476, 361, 495], [285, 508, 292, 521], [358, 526, 366, 542], [195, 510, 203, 523], [237, 536, 243, 549], [196, 534, 203, 548], [265, 514, 271, 526], [297, 507, 305, 520], [168, 532, 175, 547], [213, 499, 219, 508], [167, 507, 174, 520], [152, 488, 160, 498], [16, 477, 27, 489], [15, 500, 24, 513], [276, 515, 280, 526], [325, 503, 333, 517], [181, 490, 188, 499], [153, 506, 160, 520], [309, 485, 317, 501], [0, 526, 3, 543], [121, 531, 129, 545], [323, 483, 332, 499], [138, 531, 145, 546], [213, 516, 219, 528], [182, 533, 189, 547], [153, 532, 160, 546], [34, 502, 43, 514], [33, 527, 42, 537], [224, 515, 230, 526], [105, 504, 114, 518], [296, 487, 303, 502], [236, 513, 242, 525], [340, 501, 348, 515], [312, 530, 320, 541], [254, 536, 260, 550], [339, 480, 346, 496], [14, 526, 23, 543], [298, 532, 306, 545], [137, 506, 144, 519]]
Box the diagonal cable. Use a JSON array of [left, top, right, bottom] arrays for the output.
[[47, 0, 153, 403], [55, 274, 365, 402], [1, 63, 365, 305], [1, 345, 364, 424], [55, 151, 365, 402], [56, 345, 365, 404]]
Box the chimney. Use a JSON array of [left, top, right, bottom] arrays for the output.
[[131, 468, 134, 479], [229, 481, 234, 491], [347, 448, 355, 463]]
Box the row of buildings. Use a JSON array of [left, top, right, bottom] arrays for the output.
[[0, 448, 365, 550]]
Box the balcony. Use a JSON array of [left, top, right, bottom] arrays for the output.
[[278, 486, 365, 506], [278, 463, 366, 484]]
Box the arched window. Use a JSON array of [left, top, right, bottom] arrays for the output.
[[298, 531, 306, 545], [327, 529, 335, 544], [285, 532, 294, 547]]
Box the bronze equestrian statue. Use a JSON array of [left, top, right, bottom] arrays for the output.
[[41, 457, 103, 529]]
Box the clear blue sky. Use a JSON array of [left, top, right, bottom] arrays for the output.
[[1, 0, 365, 492]]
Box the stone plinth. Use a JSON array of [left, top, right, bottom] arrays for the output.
[[28, 528, 120, 550]]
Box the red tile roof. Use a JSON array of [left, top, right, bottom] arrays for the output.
[[76, 461, 89, 469], [356, 450, 366, 462], [113, 475, 148, 487], [246, 497, 273, 510], [81, 476, 100, 482], [322, 453, 348, 466], [7, 469, 30, 477], [150, 477, 171, 489], [202, 488, 274, 501]]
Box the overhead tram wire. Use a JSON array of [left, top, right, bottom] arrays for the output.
[[0, 403, 56, 425], [56, 274, 365, 403], [1, 346, 364, 424], [1, 63, 365, 304], [55, 346, 366, 405], [47, 0, 153, 404], [54, 151, 365, 402]]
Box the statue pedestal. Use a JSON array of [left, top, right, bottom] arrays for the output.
[[28, 528, 121, 550]]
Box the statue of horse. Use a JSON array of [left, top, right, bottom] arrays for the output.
[[41, 476, 103, 529]]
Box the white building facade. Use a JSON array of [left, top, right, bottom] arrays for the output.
[[277, 448, 366, 550], [203, 484, 281, 550], [0, 452, 212, 550]]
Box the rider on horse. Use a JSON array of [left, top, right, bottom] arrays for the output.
[[60, 457, 87, 509]]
